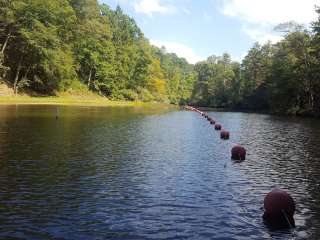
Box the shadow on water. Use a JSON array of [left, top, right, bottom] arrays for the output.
[[0, 106, 319, 239]]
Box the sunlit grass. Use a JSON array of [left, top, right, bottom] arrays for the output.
[[0, 95, 173, 108]]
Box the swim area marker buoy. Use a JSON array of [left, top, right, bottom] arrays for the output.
[[231, 145, 246, 161], [220, 130, 230, 140], [214, 124, 222, 131], [263, 189, 295, 229], [184, 105, 296, 230]]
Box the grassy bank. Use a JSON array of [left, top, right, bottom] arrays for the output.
[[0, 95, 171, 108]]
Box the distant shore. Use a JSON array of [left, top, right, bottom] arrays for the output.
[[194, 106, 319, 118]]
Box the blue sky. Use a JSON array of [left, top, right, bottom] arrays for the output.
[[99, 0, 319, 64]]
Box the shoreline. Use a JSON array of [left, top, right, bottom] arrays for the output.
[[0, 96, 172, 108], [194, 106, 319, 118]]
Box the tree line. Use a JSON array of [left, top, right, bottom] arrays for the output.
[[0, 0, 195, 104], [192, 9, 320, 116], [0, 0, 319, 115]]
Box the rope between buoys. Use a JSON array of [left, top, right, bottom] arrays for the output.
[[281, 209, 296, 239], [186, 106, 297, 234]]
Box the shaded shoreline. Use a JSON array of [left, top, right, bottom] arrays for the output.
[[192, 106, 320, 118]]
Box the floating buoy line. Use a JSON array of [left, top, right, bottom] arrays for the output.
[[184, 105, 296, 233]]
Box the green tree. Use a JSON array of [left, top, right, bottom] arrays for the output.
[[1, 0, 77, 93]]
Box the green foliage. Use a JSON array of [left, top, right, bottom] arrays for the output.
[[0, 0, 78, 93], [0, 0, 194, 103], [152, 46, 195, 104], [266, 32, 313, 113], [136, 87, 155, 102], [1, 0, 319, 114], [0, 52, 9, 79], [191, 8, 320, 115], [118, 89, 139, 101], [192, 53, 239, 107], [146, 58, 166, 95]]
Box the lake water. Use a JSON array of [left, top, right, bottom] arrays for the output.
[[0, 105, 320, 239]]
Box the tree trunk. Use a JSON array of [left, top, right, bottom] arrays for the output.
[[13, 61, 22, 95], [309, 80, 314, 110], [302, 46, 313, 110], [1, 30, 11, 54], [24, 66, 30, 79], [87, 68, 92, 88]]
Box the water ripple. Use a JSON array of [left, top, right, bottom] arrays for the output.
[[0, 106, 319, 239]]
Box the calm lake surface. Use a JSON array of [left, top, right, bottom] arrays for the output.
[[0, 105, 320, 240]]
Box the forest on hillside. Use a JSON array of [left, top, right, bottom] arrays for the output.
[[0, 0, 195, 104], [0, 0, 320, 115]]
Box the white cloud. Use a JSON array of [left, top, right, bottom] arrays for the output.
[[231, 51, 248, 62], [150, 40, 204, 64], [242, 26, 283, 44], [223, 0, 318, 25], [134, 0, 175, 16], [222, 0, 319, 43]]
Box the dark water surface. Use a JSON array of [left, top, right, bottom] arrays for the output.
[[0, 105, 320, 240]]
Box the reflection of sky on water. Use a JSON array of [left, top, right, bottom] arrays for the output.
[[0, 105, 319, 239]]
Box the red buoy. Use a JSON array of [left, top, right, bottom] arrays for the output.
[[214, 124, 222, 130], [263, 189, 295, 228], [210, 119, 215, 125], [220, 130, 230, 140], [231, 145, 246, 160]]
